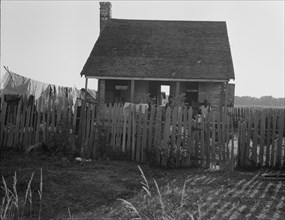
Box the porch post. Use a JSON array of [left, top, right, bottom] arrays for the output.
[[175, 81, 180, 97], [98, 79, 105, 105], [130, 80, 135, 102]]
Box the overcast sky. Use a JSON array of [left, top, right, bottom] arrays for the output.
[[1, 0, 284, 98]]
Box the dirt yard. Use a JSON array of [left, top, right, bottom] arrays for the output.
[[1, 149, 285, 220]]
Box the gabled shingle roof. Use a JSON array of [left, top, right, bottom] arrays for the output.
[[81, 19, 235, 80]]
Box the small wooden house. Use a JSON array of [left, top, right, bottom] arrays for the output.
[[81, 2, 235, 111]]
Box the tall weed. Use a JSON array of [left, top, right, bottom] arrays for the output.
[[0, 169, 43, 220], [118, 165, 201, 220]]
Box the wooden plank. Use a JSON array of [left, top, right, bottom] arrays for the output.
[[230, 115, 235, 170], [205, 113, 211, 169], [35, 98, 42, 143], [241, 121, 247, 168], [89, 105, 97, 158], [19, 96, 28, 148], [226, 113, 231, 161], [3, 105, 9, 147], [216, 113, 222, 165], [119, 105, 124, 148], [72, 99, 78, 134], [259, 110, 266, 166], [181, 107, 188, 167], [88, 104, 96, 158], [221, 111, 226, 164], [211, 113, 216, 168], [265, 109, 272, 167], [115, 105, 122, 148], [154, 106, 162, 165], [194, 116, 199, 167], [122, 106, 128, 153], [111, 104, 117, 150], [42, 101, 47, 144], [31, 99, 38, 145], [0, 101, 7, 148], [126, 105, 132, 156], [2, 105, 10, 148], [29, 97, 36, 146], [11, 105, 18, 147], [13, 98, 23, 148], [51, 98, 56, 133], [131, 105, 136, 161], [141, 108, 148, 162], [114, 104, 119, 148], [56, 98, 63, 127], [276, 109, 284, 168], [185, 107, 193, 166], [245, 110, 251, 166], [148, 105, 155, 154], [282, 109, 285, 168], [45, 97, 51, 143], [62, 97, 68, 122], [171, 107, 178, 166], [270, 110, 277, 167], [115, 104, 120, 149], [68, 99, 73, 125], [84, 103, 91, 157], [23, 98, 32, 148], [176, 107, 183, 167], [252, 112, 259, 166], [200, 114, 205, 167], [106, 104, 112, 147], [7, 106, 16, 147], [162, 107, 171, 167], [136, 105, 142, 162], [237, 121, 242, 167]]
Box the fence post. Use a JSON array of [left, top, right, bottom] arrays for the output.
[[14, 98, 23, 148], [252, 112, 259, 166], [186, 108, 193, 167], [154, 106, 162, 165], [276, 109, 284, 168], [265, 109, 272, 167], [0, 101, 7, 148], [259, 110, 266, 166], [141, 107, 148, 163], [162, 107, 171, 167]]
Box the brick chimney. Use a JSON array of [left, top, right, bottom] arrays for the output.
[[100, 2, 112, 32]]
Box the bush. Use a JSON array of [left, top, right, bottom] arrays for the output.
[[46, 120, 74, 157]]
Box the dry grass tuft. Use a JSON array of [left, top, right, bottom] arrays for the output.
[[117, 165, 201, 220], [0, 169, 43, 220]]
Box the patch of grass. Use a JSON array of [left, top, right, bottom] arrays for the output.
[[116, 166, 201, 220], [0, 169, 43, 220]]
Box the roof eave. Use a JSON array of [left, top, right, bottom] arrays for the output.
[[85, 75, 229, 82]]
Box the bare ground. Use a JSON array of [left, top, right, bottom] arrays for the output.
[[0, 149, 284, 220]]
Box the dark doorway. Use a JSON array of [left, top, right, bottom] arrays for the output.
[[185, 82, 199, 106]]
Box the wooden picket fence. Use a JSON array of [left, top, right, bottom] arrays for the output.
[[0, 95, 76, 150], [1, 96, 284, 169], [236, 108, 285, 168], [80, 103, 236, 169]]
